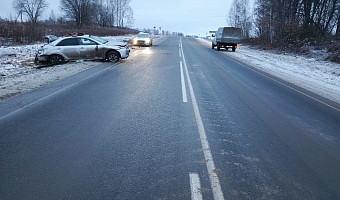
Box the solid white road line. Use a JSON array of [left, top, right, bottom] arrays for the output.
[[190, 173, 203, 200], [181, 41, 225, 200], [180, 61, 188, 102], [230, 57, 340, 112], [0, 65, 114, 121]]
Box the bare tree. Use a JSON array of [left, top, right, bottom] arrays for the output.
[[112, 0, 133, 27], [336, 17, 340, 39], [60, 0, 93, 27], [123, 6, 134, 28], [254, 0, 340, 45], [13, 0, 48, 23], [60, 0, 133, 28], [93, 0, 120, 27], [12, 0, 48, 41], [49, 10, 57, 24], [332, 0, 340, 40], [229, 0, 252, 37]]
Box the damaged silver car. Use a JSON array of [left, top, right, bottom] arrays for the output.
[[35, 35, 130, 65]]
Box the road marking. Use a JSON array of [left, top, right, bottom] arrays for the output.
[[190, 173, 203, 200], [179, 48, 182, 58], [223, 55, 340, 112], [180, 61, 188, 102], [181, 41, 225, 200], [0, 64, 114, 121], [197, 40, 340, 112]]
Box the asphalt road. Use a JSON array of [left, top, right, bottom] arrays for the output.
[[1, 36, 340, 200]]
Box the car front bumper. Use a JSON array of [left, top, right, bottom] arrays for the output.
[[133, 39, 151, 46], [119, 48, 130, 59], [35, 54, 49, 64]]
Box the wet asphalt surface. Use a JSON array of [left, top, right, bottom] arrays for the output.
[[0, 36, 340, 199]]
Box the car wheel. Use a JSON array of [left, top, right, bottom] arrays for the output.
[[212, 44, 214, 49], [106, 51, 120, 62], [49, 55, 64, 65], [232, 47, 236, 52], [217, 46, 220, 51]]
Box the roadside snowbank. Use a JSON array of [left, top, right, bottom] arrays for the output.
[[197, 38, 340, 104]]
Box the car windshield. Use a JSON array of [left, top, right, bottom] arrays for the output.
[[137, 34, 149, 38], [89, 35, 108, 44]]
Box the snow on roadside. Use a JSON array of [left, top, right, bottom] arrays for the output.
[[0, 61, 99, 101], [3, 35, 337, 105], [0, 34, 168, 101], [0, 36, 134, 101], [197, 38, 340, 104]]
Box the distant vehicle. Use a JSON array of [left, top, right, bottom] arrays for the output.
[[35, 35, 129, 65], [212, 27, 242, 51], [133, 33, 152, 46]]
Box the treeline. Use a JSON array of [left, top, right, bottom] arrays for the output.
[[229, 0, 340, 46], [0, 0, 134, 44], [0, 21, 137, 45], [60, 0, 133, 28]]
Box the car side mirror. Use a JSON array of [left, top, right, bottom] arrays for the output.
[[212, 34, 215, 37]]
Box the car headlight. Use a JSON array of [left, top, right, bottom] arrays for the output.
[[133, 38, 137, 44], [145, 38, 150, 43]]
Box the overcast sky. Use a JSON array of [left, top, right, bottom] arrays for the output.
[[0, 0, 234, 36], [130, 0, 233, 35]]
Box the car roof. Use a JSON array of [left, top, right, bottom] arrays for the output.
[[50, 35, 97, 45]]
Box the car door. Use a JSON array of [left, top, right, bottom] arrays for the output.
[[79, 38, 104, 60], [55, 38, 81, 60]]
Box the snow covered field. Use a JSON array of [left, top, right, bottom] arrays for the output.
[[1, 36, 339, 105], [197, 38, 340, 104]]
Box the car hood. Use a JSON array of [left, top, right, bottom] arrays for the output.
[[106, 41, 127, 46], [40, 43, 55, 50], [136, 37, 150, 40]]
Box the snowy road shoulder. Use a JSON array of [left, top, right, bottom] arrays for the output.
[[197, 38, 340, 104], [0, 61, 99, 101]]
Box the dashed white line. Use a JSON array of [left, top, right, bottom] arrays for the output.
[[180, 61, 188, 102], [180, 40, 225, 200], [190, 173, 203, 200]]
